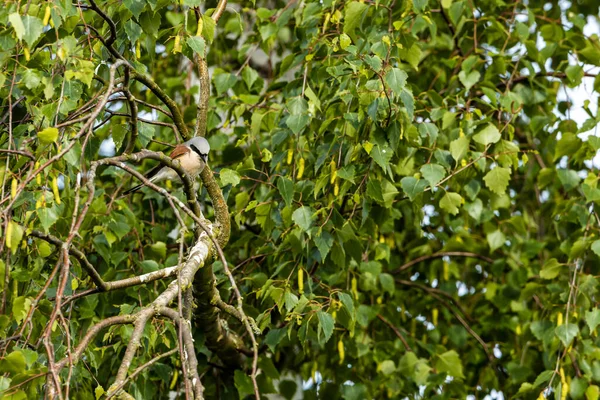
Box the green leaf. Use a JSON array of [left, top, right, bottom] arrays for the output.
[[398, 352, 431, 385], [339, 33, 352, 50], [435, 350, 465, 379], [366, 179, 384, 202], [12, 296, 31, 325], [420, 164, 445, 187], [37, 241, 52, 258], [9, 14, 25, 42], [586, 309, 600, 332], [277, 177, 294, 208], [337, 165, 356, 183], [483, 167, 511, 194], [592, 240, 600, 257], [38, 207, 59, 232], [186, 36, 206, 56], [379, 273, 395, 294], [370, 144, 393, 171], [286, 114, 310, 134], [338, 292, 354, 314], [213, 73, 237, 96], [533, 370, 554, 387], [540, 258, 562, 280], [418, 123, 439, 143], [557, 169, 581, 191], [123, 0, 146, 19], [458, 70, 480, 91], [0, 351, 26, 374], [317, 310, 335, 343], [38, 127, 59, 144], [439, 192, 463, 215], [401, 177, 428, 201], [473, 124, 501, 145], [587, 385, 600, 400], [385, 68, 408, 96], [314, 232, 334, 261], [450, 136, 469, 163], [140, 260, 159, 273], [566, 64, 584, 86], [379, 360, 396, 375], [555, 323, 579, 347], [487, 230, 506, 252], [220, 168, 241, 187], [19, 15, 44, 47], [202, 14, 216, 42], [6, 221, 24, 255], [22, 70, 41, 89], [344, 2, 368, 38], [234, 370, 254, 399], [583, 184, 600, 203], [292, 206, 315, 232], [95, 386, 105, 400]]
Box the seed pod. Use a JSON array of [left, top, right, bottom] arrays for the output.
[[52, 176, 61, 205], [557, 312, 563, 327], [35, 162, 41, 185], [330, 160, 337, 184], [43, 5, 51, 25], [322, 12, 331, 34], [337, 339, 345, 364], [135, 40, 141, 59], [173, 35, 181, 54], [351, 277, 358, 300], [6, 221, 13, 249], [169, 370, 178, 390], [537, 391, 545, 400], [23, 47, 30, 61], [287, 149, 293, 165], [443, 262, 449, 281], [196, 18, 203, 36], [298, 268, 304, 294], [11, 178, 17, 199], [432, 308, 438, 326], [334, 179, 339, 196], [296, 158, 305, 179]]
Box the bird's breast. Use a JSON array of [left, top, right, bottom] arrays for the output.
[[178, 152, 204, 177]]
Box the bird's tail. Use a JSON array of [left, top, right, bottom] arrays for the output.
[[123, 183, 144, 195]]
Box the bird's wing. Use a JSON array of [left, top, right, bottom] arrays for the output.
[[143, 163, 165, 180], [169, 144, 190, 159], [144, 145, 187, 180]]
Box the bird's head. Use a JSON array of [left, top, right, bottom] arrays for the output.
[[187, 136, 210, 164]]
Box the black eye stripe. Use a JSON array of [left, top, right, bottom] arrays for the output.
[[190, 144, 207, 159]]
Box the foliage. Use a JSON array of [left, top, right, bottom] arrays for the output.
[[1, 0, 600, 399]]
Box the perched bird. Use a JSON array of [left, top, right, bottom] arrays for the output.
[[124, 136, 210, 195]]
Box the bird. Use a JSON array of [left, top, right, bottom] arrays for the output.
[[123, 136, 210, 195]]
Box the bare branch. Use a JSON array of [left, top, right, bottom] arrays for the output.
[[392, 251, 494, 274], [105, 348, 178, 400]]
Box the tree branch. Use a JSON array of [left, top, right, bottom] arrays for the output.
[[392, 251, 493, 274]]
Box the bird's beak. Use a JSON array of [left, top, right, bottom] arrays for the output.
[[201, 154, 208, 165]]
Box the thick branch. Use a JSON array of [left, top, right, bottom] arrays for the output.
[[194, 55, 210, 138], [131, 72, 190, 140], [201, 167, 230, 247], [55, 315, 136, 370]]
